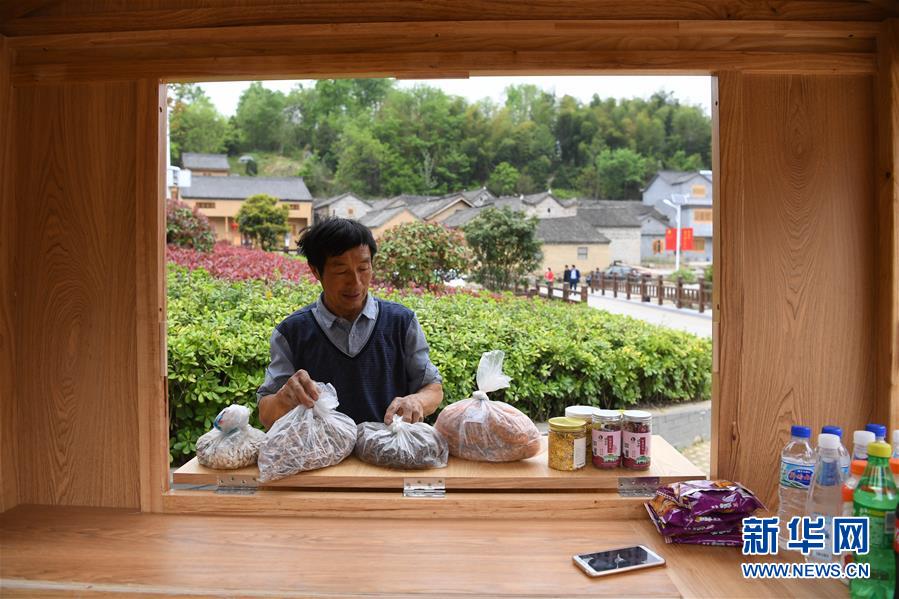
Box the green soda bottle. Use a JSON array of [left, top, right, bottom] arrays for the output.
[[852, 441, 898, 598]]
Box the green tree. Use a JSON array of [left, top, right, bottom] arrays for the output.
[[596, 147, 649, 200], [236, 194, 289, 251], [168, 84, 231, 165], [234, 82, 287, 152], [376, 222, 472, 290], [334, 122, 389, 196], [487, 161, 519, 196], [464, 207, 542, 291]]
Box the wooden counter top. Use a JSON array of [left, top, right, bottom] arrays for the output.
[[0, 505, 846, 598], [174, 435, 704, 490]]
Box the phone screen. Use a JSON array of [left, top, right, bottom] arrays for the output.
[[577, 546, 663, 574]]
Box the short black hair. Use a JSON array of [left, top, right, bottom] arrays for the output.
[[297, 217, 377, 274]]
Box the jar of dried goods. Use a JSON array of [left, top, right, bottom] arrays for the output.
[[548, 417, 587, 471], [592, 410, 622, 469], [622, 410, 652, 470]]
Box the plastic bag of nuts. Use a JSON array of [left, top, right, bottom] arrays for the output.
[[355, 415, 448, 469], [256, 382, 356, 482], [195, 404, 266, 469]]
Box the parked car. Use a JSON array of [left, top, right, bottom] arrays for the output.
[[602, 263, 645, 279]]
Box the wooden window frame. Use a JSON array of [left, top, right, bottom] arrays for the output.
[[6, 16, 894, 515]]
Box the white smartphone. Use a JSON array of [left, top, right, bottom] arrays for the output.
[[573, 545, 666, 577]]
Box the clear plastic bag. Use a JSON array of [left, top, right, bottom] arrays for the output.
[[257, 382, 356, 482], [354, 415, 449, 470], [195, 404, 266, 470], [435, 350, 542, 462]]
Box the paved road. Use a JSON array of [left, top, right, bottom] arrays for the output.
[[586, 292, 712, 337], [544, 287, 712, 338]]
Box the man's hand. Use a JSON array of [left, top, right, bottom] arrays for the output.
[[260, 370, 320, 429], [277, 369, 320, 409], [384, 394, 425, 424]]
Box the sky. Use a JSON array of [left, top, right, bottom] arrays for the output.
[[199, 75, 712, 117]]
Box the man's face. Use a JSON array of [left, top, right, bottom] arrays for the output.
[[311, 245, 373, 319]]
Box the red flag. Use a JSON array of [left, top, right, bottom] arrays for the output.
[[665, 228, 694, 251]]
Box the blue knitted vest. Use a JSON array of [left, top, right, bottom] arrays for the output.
[[276, 299, 413, 424]]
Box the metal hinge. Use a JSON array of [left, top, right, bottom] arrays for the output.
[[618, 476, 661, 497], [216, 474, 259, 495], [403, 477, 446, 498]]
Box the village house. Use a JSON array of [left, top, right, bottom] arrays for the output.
[[576, 200, 644, 266], [313, 192, 372, 223], [180, 175, 313, 246], [181, 152, 230, 176], [641, 169, 714, 263]]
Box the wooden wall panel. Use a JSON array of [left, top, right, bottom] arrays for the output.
[[1, 0, 896, 36], [711, 71, 744, 481], [13, 81, 142, 508], [718, 74, 876, 506], [134, 80, 169, 512], [876, 20, 899, 432], [0, 35, 18, 513]]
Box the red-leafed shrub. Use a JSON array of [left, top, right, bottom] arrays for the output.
[[166, 198, 216, 252], [166, 243, 313, 282]]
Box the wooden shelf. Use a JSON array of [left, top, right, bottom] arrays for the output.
[[173, 435, 704, 490], [0, 505, 849, 598]]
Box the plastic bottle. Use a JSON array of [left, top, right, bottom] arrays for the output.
[[867, 424, 888, 443], [823, 425, 851, 477], [855, 430, 877, 460], [851, 442, 898, 599], [806, 433, 846, 564], [892, 459, 899, 488], [893, 431, 899, 459], [842, 460, 869, 584], [778, 425, 815, 547]]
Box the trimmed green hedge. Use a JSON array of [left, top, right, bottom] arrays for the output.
[[167, 265, 712, 463]]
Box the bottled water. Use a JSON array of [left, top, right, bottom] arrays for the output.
[[854, 430, 876, 460], [867, 423, 887, 443], [778, 425, 815, 548], [806, 433, 845, 564], [893, 430, 899, 459], [822, 425, 850, 477]]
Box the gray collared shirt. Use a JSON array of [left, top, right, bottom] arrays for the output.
[[256, 293, 442, 400]]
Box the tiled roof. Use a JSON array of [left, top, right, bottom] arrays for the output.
[[408, 196, 472, 220], [181, 175, 312, 201], [577, 200, 644, 228], [358, 207, 409, 228], [314, 192, 363, 208], [181, 153, 230, 171], [537, 217, 611, 244], [441, 206, 484, 228]]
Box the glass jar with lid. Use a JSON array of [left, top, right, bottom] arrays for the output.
[[565, 405, 599, 431], [592, 410, 622, 469], [622, 410, 652, 470], [548, 417, 587, 471]]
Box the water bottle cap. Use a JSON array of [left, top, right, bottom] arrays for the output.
[[854, 430, 876, 445], [818, 433, 840, 450], [867, 442, 891, 459], [821, 425, 842, 438], [866, 423, 887, 438], [790, 425, 811, 438], [850, 460, 867, 475]]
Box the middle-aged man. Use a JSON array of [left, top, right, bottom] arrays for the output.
[[257, 218, 444, 429]]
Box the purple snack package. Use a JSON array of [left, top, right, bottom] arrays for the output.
[[664, 531, 743, 547], [654, 480, 765, 517], [645, 503, 743, 537], [649, 494, 751, 529]]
